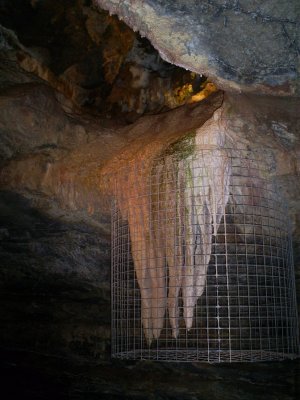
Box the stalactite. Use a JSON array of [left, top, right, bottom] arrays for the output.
[[115, 109, 233, 341]]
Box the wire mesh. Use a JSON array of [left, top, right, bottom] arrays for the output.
[[111, 146, 299, 362]]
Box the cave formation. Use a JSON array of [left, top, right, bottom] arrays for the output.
[[0, 0, 300, 399]]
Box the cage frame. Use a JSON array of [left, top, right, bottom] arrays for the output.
[[110, 145, 300, 363]]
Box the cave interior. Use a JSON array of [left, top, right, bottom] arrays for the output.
[[0, 0, 300, 399]]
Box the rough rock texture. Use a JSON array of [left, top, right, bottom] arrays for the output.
[[1, 88, 300, 399], [95, 0, 300, 96], [0, 82, 223, 213], [0, 1, 300, 399], [0, 0, 211, 120]]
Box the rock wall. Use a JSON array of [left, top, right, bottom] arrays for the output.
[[1, 92, 300, 399], [0, 1, 300, 399], [95, 0, 300, 96], [0, 0, 211, 120]]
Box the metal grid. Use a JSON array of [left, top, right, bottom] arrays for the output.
[[111, 147, 299, 362]]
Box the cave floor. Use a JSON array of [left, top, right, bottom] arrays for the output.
[[1, 348, 299, 400]]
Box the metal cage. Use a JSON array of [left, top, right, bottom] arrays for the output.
[[111, 146, 299, 362]]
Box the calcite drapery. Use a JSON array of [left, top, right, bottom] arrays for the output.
[[115, 109, 232, 341]]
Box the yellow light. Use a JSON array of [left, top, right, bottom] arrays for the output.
[[189, 82, 217, 103]]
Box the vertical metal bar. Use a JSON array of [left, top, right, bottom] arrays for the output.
[[111, 146, 298, 363], [254, 171, 263, 359], [111, 192, 115, 358], [223, 177, 232, 362]]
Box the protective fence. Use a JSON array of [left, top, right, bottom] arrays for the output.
[[111, 145, 299, 362]]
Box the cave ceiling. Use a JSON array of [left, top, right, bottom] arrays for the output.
[[0, 0, 299, 226], [0, 0, 221, 218], [0, 0, 213, 119], [96, 0, 300, 96], [0, 2, 300, 393]]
